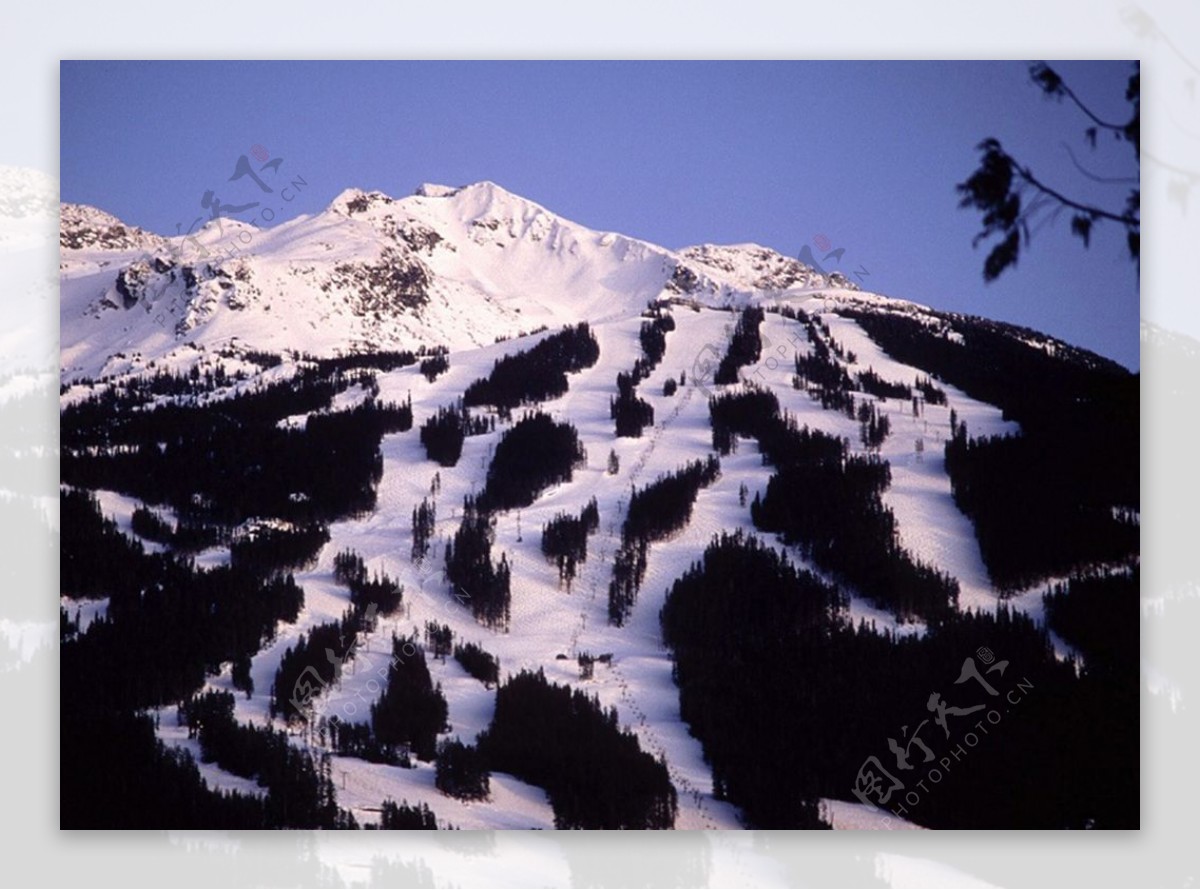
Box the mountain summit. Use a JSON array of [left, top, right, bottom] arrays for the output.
[[59, 181, 870, 379]]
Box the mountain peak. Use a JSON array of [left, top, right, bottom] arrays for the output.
[[60, 202, 166, 252], [60, 179, 887, 379], [327, 187, 398, 217], [678, 242, 858, 293], [416, 180, 511, 199], [415, 183, 461, 198]]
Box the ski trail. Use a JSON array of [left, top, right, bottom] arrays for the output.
[[566, 380, 696, 655], [560, 378, 724, 829], [607, 654, 720, 830]]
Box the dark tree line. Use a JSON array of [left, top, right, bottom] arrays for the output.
[[454, 641, 500, 688], [60, 489, 327, 828], [661, 530, 1136, 829], [333, 548, 404, 615], [446, 497, 512, 632], [60, 356, 419, 828], [64, 389, 411, 526], [231, 651, 254, 697], [412, 496, 436, 561], [660, 531, 840, 828], [179, 690, 355, 828], [624, 456, 720, 544], [608, 544, 648, 627], [710, 386, 844, 468], [793, 344, 853, 396], [419, 347, 450, 382], [230, 522, 330, 575], [841, 307, 1137, 590], [857, 399, 891, 451], [856, 366, 911, 401], [62, 486, 151, 600], [62, 490, 305, 712], [610, 309, 675, 440], [240, 349, 284, 369], [710, 386, 958, 621], [946, 424, 1139, 591], [378, 799, 438, 829], [478, 412, 586, 512], [541, 497, 599, 588], [270, 604, 377, 724], [64, 363, 368, 446], [62, 349, 299, 404], [67, 364, 246, 401], [424, 620, 454, 660], [768, 303, 805, 322], [419, 400, 493, 467], [709, 385, 787, 456], [631, 310, 676, 383], [713, 306, 765, 385], [611, 371, 655, 438], [371, 634, 450, 763], [463, 323, 600, 410], [915, 375, 947, 405], [840, 306, 1136, 443], [1043, 565, 1138, 673], [130, 504, 174, 543], [171, 519, 226, 553], [608, 456, 720, 625], [310, 349, 417, 375], [61, 709, 272, 828], [478, 669, 677, 829], [328, 718, 408, 766], [436, 738, 491, 801], [797, 312, 856, 363], [751, 457, 957, 622], [791, 316, 859, 416], [65, 506, 314, 714]]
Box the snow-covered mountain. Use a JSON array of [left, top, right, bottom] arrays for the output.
[[60, 181, 1139, 832], [59, 180, 871, 381]]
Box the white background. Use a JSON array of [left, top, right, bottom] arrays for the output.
[[2, 1, 1195, 886]]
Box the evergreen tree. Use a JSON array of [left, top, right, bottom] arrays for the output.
[[435, 738, 491, 801], [479, 670, 676, 829]]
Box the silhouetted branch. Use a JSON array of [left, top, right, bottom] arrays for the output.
[[1060, 141, 1140, 185]]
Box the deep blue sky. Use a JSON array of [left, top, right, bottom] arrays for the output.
[[60, 61, 1140, 369]]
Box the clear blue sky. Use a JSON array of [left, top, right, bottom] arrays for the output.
[[60, 61, 1140, 369]]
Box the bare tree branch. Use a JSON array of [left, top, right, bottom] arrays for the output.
[[1011, 154, 1136, 225], [1060, 142, 1140, 185]]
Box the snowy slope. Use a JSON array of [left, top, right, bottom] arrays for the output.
[[86, 301, 1022, 829], [64, 181, 1119, 829], [65, 182, 772, 380], [60, 180, 884, 384]]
